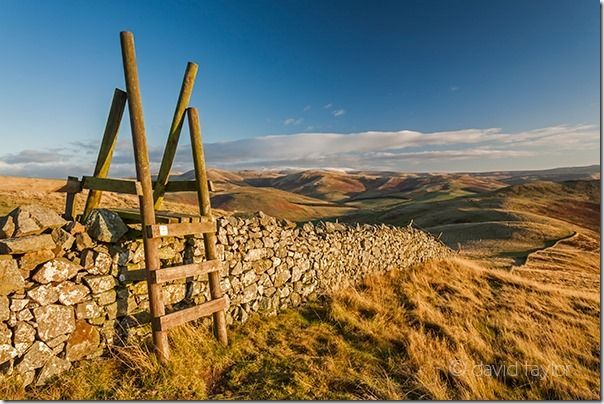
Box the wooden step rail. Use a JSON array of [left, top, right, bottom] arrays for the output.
[[146, 221, 215, 238], [120, 260, 221, 283], [153, 296, 228, 331], [153, 179, 215, 193], [81, 176, 143, 195]]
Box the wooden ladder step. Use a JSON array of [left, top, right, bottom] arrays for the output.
[[119, 260, 221, 283], [153, 296, 228, 331], [146, 220, 215, 238], [81, 176, 142, 195], [112, 208, 203, 224], [153, 260, 222, 283], [152, 179, 214, 193]]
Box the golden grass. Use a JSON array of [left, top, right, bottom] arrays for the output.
[[1, 257, 599, 400]]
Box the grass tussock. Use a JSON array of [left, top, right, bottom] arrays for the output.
[[0, 257, 599, 400]]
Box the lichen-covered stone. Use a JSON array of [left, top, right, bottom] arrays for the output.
[[32, 258, 81, 284], [15, 341, 53, 372], [87, 251, 112, 275], [75, 301, 102, 320], [36, 355, 71, 386], [7, 205, 66, 238], [0, 296, 8, 321], [51, 227, 75, 253], [27, 284, 59, 305], [65, 320, 100, 361], [57, 281, 90, 305], [75, 232, 94, 251], [13, 322, 36, 355], [0, 234, 56, 255], [0, 215, 15, 239], [33, 305, 75, 341], [0, 322, 16, 365], [0, 256, 24, 295], [85, 209, 128, 243], [94, 289, 117, 306], [18, 249, 55, 272], [83, 275, 115, 294]]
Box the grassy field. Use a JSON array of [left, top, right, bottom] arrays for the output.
[[1, 257, 599, 400], [0, 170, 599, 399]]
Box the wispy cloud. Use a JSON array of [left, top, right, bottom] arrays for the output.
[[323, 103, 333, 109], [332, 109, 346, 117], [450, 86, 460, 92], [303, 105, 311, 112], [0, 124, 597, 177], [284, 117, 303, 126]]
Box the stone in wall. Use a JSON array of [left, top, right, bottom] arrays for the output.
[[84, 209, 128, 243]]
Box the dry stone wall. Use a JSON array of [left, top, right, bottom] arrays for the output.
[[0, 205, 451, 386]]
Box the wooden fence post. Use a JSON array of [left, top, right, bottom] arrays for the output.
[[187, 107, 228, 345], [120, 31, 170, 362]]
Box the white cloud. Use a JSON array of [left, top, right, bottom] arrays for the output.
[[303, 105, 311, 111], [332, 109, 346, 117], [284, 117, 303, 126], [323, 103, 333, 109], [450, 86, 460, 92], [0, 124, 597, 177]]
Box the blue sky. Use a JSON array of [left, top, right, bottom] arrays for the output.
[[0, 0, 599, 177]]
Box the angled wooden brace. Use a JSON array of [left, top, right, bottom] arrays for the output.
[[153, 62, 199, 209]]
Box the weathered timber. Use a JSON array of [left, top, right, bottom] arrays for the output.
[[112, 208, 202, 224], [153, 179, 214, 193], [187, 107, 228, 345], [153, 62, 199, 209], [63, 176, 81, 220], [82, 88, 128, 221], [120, 31, 170, 362], [154, 296, 227, 331], [146, 221, 214, 239], [81, 176, 142, 195], [152, 260, 221, 283]]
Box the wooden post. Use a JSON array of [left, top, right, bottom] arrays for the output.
[[187, 107, 228, 345], [153, 62, 199, 209], [120, 31, 170, 362], [63, 176, 80, 221], [82, 88, 127, 222]]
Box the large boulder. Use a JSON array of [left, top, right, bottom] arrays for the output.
[[32, 258, 81, 284], [65, 320, 100, 361], [0, 255, 24, 295], [33, 305, 76, 341], [84, 209, 128, 243], [0, 234, 56, 254], [3, 205, 66, 238]]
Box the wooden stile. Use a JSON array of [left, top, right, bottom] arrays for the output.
[[60, 31, 229, 364]]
